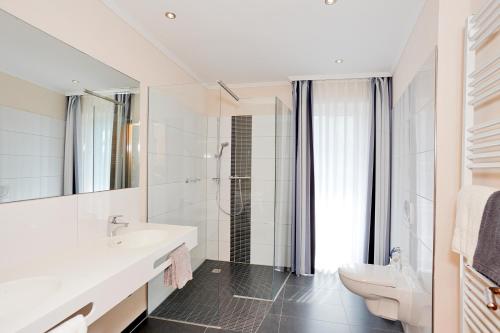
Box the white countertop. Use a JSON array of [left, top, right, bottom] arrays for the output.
[[0, 223, 197, 333]]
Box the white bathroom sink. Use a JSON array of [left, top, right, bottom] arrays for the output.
[[0, 224, 197, 332], [0, 276, 61, 318], [109, 229, 170, 249]]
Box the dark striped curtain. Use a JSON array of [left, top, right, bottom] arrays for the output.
[[63, 95, 82, 195], [368, 77, 393, 265], [110, 93, 132, 189], [291, 80, 316, 275]]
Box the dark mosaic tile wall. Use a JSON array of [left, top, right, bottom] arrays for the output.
[[230, 116, 252, 263]]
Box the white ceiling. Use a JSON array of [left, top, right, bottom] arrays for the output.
[[0, 10, 138, 95], [103, 0, 425, 84]]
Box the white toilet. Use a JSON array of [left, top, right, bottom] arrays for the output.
[[338, 263, 431, 331]]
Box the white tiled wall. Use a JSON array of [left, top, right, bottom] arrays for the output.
[[206, 115, 232, 261], [0, 188, 142, 272], [77, 188, 143, 243], [147, 86, 207, 311], [0, 106, 65, 203], [274, 100, 293, 269], [206, 112, 292, 268], [391, 53, 435, 309], [251, 114, 276, 266]]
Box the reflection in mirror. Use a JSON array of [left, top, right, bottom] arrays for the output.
[[63, 91, 140, 195], [0, 9, 140, 204]]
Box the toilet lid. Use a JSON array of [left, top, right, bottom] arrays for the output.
[[339, 264, 397, 287]]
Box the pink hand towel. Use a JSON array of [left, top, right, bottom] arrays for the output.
[[164, 244, 193, 289]]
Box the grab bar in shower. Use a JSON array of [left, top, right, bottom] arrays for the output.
[[212, 176, 252, 181], [211, 176, 251, 181]]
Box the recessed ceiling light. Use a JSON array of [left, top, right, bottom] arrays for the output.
[[334, 59, 344, 64], [325, 0, 337, 5], [165, 11, 176, 19], [72, 80, 79, 84]]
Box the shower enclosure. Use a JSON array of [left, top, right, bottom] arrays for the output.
[[147, 82, 293, 330]]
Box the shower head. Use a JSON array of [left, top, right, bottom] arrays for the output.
[[216, 142, 229, 159]]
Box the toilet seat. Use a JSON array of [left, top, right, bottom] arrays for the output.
[[338, 263, 397, 287]]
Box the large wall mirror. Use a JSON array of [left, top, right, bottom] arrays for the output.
[[0, 10, 140, 204]]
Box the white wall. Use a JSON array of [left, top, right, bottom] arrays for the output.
[[274, 99, 293, 269], [147, 85, 207, 311], [0, 188, 141, 271], [391, 52, 435, 333], [251, 114, 277, 266], [206, 115, 231, 261], [0, 106, 65, 202], [433, 1, 473, 331], [392, 0, 438, 104], [0, 71, 67, 203]]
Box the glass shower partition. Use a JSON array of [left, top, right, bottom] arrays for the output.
[[391, 52, 436, 333], [147, 83, 293, 330], [213, 89, 291, 302], [147, 83, 209, 314], [273, 97, 293, 295]]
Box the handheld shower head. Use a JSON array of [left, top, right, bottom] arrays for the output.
[[216, 142, 229, 159]]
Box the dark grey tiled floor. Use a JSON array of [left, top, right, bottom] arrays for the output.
[[137, 267, 404, 333], [149, 260, 289, 332]]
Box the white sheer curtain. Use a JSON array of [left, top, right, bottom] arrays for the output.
[[79, 95, 96, 193], [313, 79, 372, 273], [92, 97, 114, 192], [80, 95, 114, 192]]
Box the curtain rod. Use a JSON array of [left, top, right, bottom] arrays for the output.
[[288, 72, 392, 82], [84, 89, 125, 106]]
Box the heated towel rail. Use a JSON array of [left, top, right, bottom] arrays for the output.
[[460, 1, 500, 332]]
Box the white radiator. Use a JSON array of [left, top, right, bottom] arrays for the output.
[[460, 1, 500, 332], [463, 263, 500, 332]]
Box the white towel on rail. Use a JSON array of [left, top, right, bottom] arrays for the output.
[[452, 185, 498, 263], [48, 315, 87, 333]]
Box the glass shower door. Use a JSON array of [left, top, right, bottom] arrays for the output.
[[146, 83, 210, 322], [272, 97, 293, 296]]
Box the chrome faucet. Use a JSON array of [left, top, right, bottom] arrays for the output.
[[107, 215, 129, 237], [389, 247, 402, 272], [390, 247, 401, 257]]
